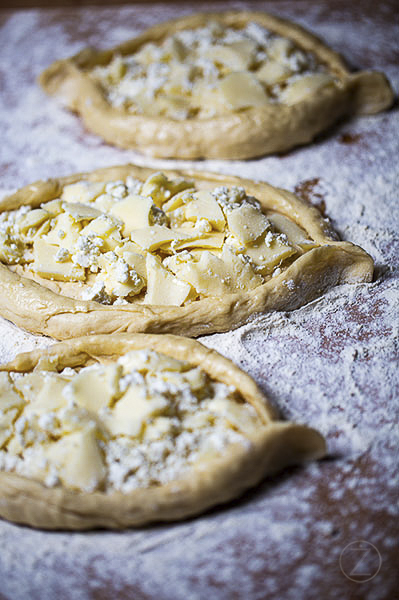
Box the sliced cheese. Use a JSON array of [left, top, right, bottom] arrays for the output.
[[44, 213, 81, 252], [218, 72, 269, 109], [66, 364, 122, 413], [226, 203, 270, 244], [33, 239, 85, 281], [130, 225, 183, 251], [243, 231, 297, 274], [62, 202, 103, 222], [267, 212, 317, 250], [61, 181, 105, 204], [185, 191, 226, 231], [105, 385, 168, 437], [110, 194, 154, 234], [281, 74, 335, 105], [256, 60, 292, 85], [17, 209, 51, 233], [44, 427, 105, 491], [144, 254, 192, 306]]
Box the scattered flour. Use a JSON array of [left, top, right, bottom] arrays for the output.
[[0, 2, 398, 600]]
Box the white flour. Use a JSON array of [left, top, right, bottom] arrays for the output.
[[0, 2, 398, 599]]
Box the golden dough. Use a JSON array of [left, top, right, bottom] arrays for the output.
[[39, 11, 394, 159], [0, 333, 326, 529]]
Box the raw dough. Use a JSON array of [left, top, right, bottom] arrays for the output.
[[39, 11, 394, 159], [0, 333, 326, 529], [0, 164, 373, 340]]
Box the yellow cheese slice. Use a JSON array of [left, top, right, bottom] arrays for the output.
[[42, 199, 63, 216], [220, 245, 263, 291], [0, 373, 25, 413], [141, 172, 193, 207], [0, 408, 18, 449], [185, 191, 226, 231], [130, 225, 183, 251], [115, 242, 147, 280], [61, 181, 105, 204], [226, 203, 270, 244], [256, 60, 292, 85], [267, 212, 317, 250], [97, 253, 144, 298], [33, 239, 85, 281], [105, 385, 167, 438], [44, 213, 81, 251], [243, 232, 297, 274], [110, 194, 154, 234], [144, 254, 192, 306], [66, 364, 122, 413], [207, 397, 258, 436], [62, 202, 103, 222], [17, 209, 51, 234], [166, 250, 234, 296], [281, 73, 335, 105], [163, 188, 195, 212], [204, 39, 255, 70], [80, 216, 122, 251], [218, 72, 270, 109], [43, 426, 105, 491], [171, 231, 225, 251]]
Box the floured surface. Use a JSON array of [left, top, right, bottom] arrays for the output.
[[0, 1, 398, 599]]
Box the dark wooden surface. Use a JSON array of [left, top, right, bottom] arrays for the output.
[[0, 2, 398, 600]]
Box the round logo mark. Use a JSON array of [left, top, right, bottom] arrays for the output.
[[339, 540, 382, 583]]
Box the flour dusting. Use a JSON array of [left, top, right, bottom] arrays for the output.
[[0, 2, 398, 599]]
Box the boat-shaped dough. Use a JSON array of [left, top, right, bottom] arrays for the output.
[[39, 11, 394, 159], [0, 333, 325, 529], [0, 164, 373, 339]]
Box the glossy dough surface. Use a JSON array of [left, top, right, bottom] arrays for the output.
[[0, 164, 374, 340], [0, 333, 325, 529], [39, 11, 394, 159]]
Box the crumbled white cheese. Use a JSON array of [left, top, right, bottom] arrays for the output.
[[0, 349, 258, 493]]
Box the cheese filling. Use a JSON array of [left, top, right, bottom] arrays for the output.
[[90, 21, 336, 119], [0, 349, 259, 492], [0, 172, 317, 306]]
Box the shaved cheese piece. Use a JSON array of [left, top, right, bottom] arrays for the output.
[[66, 364, 122, 413], [105, 386, 168, 437], [141, 172, 193, 207], [43, 427, 106, 491], [267, 212, 317, 250], [218, 72, 269, 109], [42, 199, 63, 216], [110, 194, 154, 234], [243, 231, 296, 274], [144, 254, 192, 305], [61, 181, 105, 204], [185, 191, 226, 231], [115, 242, 147, 280], [17, 209, 51, 233], [282, 74, 335, 105], [130, 225, 183, 251], [172, 231, 225, 251], [62, 202, 103, 222], [44, 213, 81, 252], [256, 60, 292, 85], [80, 216, 122, 252], [165, 248, 260, 296], [226, 203, 270, 244], [33, 239, 85, 281], [204, 39, 255, 70]]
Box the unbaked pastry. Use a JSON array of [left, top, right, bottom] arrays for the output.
[[39, 11, 394, 159], [0, 333, 325, 529], [0, 164, 373, 340]]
